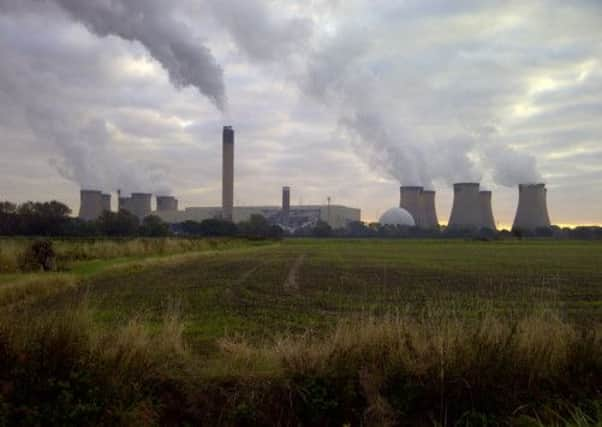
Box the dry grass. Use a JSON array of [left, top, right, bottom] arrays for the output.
[[215, 312, 602, 425], [1, 305, 601, 425], [0, 237, 253, 273], [0, 273, 77, 307]]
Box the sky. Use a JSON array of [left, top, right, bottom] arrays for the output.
[[0, 0, 601, 227]]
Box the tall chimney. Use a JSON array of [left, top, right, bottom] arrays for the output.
[[282, 186, 290, 225], [420, 190, 439, 229], [479, 191, 496, 230], [222, 126, 234, 221], [448, 183, 481, 229], [512, 183, 551, 231], [400, 186, 423, 226]]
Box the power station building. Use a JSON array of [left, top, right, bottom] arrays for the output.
[[79, 125, 555, 233], [153, 183, 359, 230]]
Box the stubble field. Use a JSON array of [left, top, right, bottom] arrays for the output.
[[1, 238, 601, 426]]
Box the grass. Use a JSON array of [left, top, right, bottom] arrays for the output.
[[1, 238, 601, 425], [0, 237, 265, 273], [0, 303, 600, 426]]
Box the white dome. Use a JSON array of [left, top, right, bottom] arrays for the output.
[[379, 207, 415, 226]]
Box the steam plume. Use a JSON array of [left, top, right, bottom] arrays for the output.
[[52, 0, 227, 110]]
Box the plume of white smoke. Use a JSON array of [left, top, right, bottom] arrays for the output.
[[209, 0, 541, 188], [51, 0, 227, 110], [206, 0, 311, 62]]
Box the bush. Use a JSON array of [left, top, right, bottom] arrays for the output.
[[18, 240, 56, 272]]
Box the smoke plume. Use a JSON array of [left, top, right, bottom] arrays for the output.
[[52, 0, 226, 110], [211, 1, 542, 188]]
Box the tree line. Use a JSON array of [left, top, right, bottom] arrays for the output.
[[2, 200, 601, 239]]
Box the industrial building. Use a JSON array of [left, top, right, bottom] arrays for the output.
[[379, 207, 415, 227], [151, 127, 360, 229], [154, 184, 360, 230], [78, 125, 555, 233]]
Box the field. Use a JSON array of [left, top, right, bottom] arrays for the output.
[[1, 238, 601, 426]]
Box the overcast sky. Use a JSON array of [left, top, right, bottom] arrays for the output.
[[1, 0, 601, 226]]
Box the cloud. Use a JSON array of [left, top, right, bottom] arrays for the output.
[[0, 0, 601, 225]]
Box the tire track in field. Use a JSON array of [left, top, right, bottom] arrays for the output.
[[284, 254, 305, 291], [234, 261, 267, 286]]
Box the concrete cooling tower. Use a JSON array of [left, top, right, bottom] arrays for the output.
[[479, 191, 496, 230], [101, 194, 111, 213], [222, 126, 234, 221], [129, 193, 152, 220], [448, 183, 481, 229], [79, 190, 104, 221], [420, 190, 439, 229], [400, 186, 423, 226], [156, 196, 178, 212], [512, 183, 551, 231]]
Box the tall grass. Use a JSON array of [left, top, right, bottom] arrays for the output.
[[0, 237, 257, 273], [0, 302, 190, 425], [1, 305, 599, 426], [0, 274, 77, 307], [215, 312, 602, 426]]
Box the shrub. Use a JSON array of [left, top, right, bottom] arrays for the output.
[[18, 240, 56, 272]]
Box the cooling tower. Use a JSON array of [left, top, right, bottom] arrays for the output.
[[282, 186, 290, 225], [448, 183, 481, 229], [512, 183, 551, 231], [118, 195, 130, 213], [420, 190, 439, 229], [130, 193, 152, 220], [79, 190, 103, 221], [101, 193, 111, 213], [156, 196, 178, 212], [400, 186, 423, 226], [222, 126, 234, 221], [479, 191, 496, 230]]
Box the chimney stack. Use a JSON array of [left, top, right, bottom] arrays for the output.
[[282, 186, 290, 225], [512, 183, 551, 231], [400, 186, 423, 226], [222, 126, 234, 221], [420, 190, 439, 229], [448, 183, 481, 229], [479, 191, 496, 230]]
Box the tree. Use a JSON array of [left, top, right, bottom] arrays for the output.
[[238, 214, 282, 239], [200, 218, 238, 236], [96, 210, 139, 236], [312, 220, 332, 237], [139, 215, 170, 237], [15, 201, 71, 235]]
